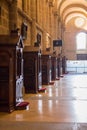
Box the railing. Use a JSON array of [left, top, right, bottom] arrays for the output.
[[66, 60, 87, 73]]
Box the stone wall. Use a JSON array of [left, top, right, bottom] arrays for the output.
[[0, 0, 59, 54], [0, 0, 9, 34]]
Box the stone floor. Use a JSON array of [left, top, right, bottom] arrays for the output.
[[0, 73, 87, 130]]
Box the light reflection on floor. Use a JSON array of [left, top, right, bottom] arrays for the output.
[[1, 74, 87, 129]]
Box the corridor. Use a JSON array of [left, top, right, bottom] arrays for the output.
[[0, 74, 87, 130]]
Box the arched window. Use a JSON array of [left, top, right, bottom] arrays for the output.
[[76, 32, 86, 50]]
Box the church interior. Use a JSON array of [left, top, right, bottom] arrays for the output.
[[0, 0, 87, 129]]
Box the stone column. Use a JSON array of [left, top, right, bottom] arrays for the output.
[[9, 0, 18, 31], [23, 0, 27, 12], [54, 11, 58, 39], [31, 0, 36, 20], [42, 0, 46, 29], [49, 5, 52, 35], [58, 19, 62, 39], [27, 0, 30, 15], [42, 31, 47, 51], [47, 3, 49, 32], [39, 0, 42, 26], [43, 1, 48, 31], [31, 0, 37, 46], [31, 20, 37, 46], [61, 24, 65, 56], [36, 0, 39, 23]]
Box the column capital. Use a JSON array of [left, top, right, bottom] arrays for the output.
[[6, 0, 17, 4], [53, 10, 59, 16], [49, 0, 55, 7]]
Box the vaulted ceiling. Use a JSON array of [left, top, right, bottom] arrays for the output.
[[57, 0, 87, 28]]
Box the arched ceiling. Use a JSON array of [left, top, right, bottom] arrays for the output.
[[57, 0, 87, 27]]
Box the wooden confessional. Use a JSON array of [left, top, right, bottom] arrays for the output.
[[62, 56, 67, 74], [51, 56, 58, 81], [41, 54, 52, 85], [0, 34, 24, 112], [57, 57, 61, 78], [23, 46, 42, 93]]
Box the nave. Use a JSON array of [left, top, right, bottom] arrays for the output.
[[0, 73, 87, 130]]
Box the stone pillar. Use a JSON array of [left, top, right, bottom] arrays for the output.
[[39, 0, 42, 26], [54, 11, 58, 39], [47, 3, 49, 32], [9, 0, 18, 31], [57, 17, 60, 38], [51, 12, 55, 39], [36, 0, 39, 23], [31, 0, 36, 20], [23, 0, 27, 12], [42, 31, 47, 51], [23, 0, 30, 15], [61, 24, 65, 56], [31, 0, 37, 46], [49, 5, 52, 35], [58, 19, 62, 39], [44, 1, 48, 31], [31, 20, 37, 46], [27, 0, 30, 15], [42, 0, 46, 29]]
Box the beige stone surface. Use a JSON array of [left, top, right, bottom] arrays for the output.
[[0, 74, 87, 129]]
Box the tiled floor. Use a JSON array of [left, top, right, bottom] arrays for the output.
[[0, 74, 87, 130]]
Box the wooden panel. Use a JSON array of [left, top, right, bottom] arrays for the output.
[[62, 56, 66, 74], [0, 66, 9, 82], [0, 52, 13, 112], [51, 57, 57, 80], [57, 58, 61, 77], [24, 51, 42, 93], [41, 55, 52, 85], [0, 34, 24, 112]]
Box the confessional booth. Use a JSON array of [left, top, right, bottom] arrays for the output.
[[60, 56, 66, 77], [57, 56, 61, 79], [41, 54, 52, 85], [62, 56, 67, 74], [23, 46, 42, 93], [0, 34, 24, 112], [51, 56, 58, 81], [53, 39, 62, 78]]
